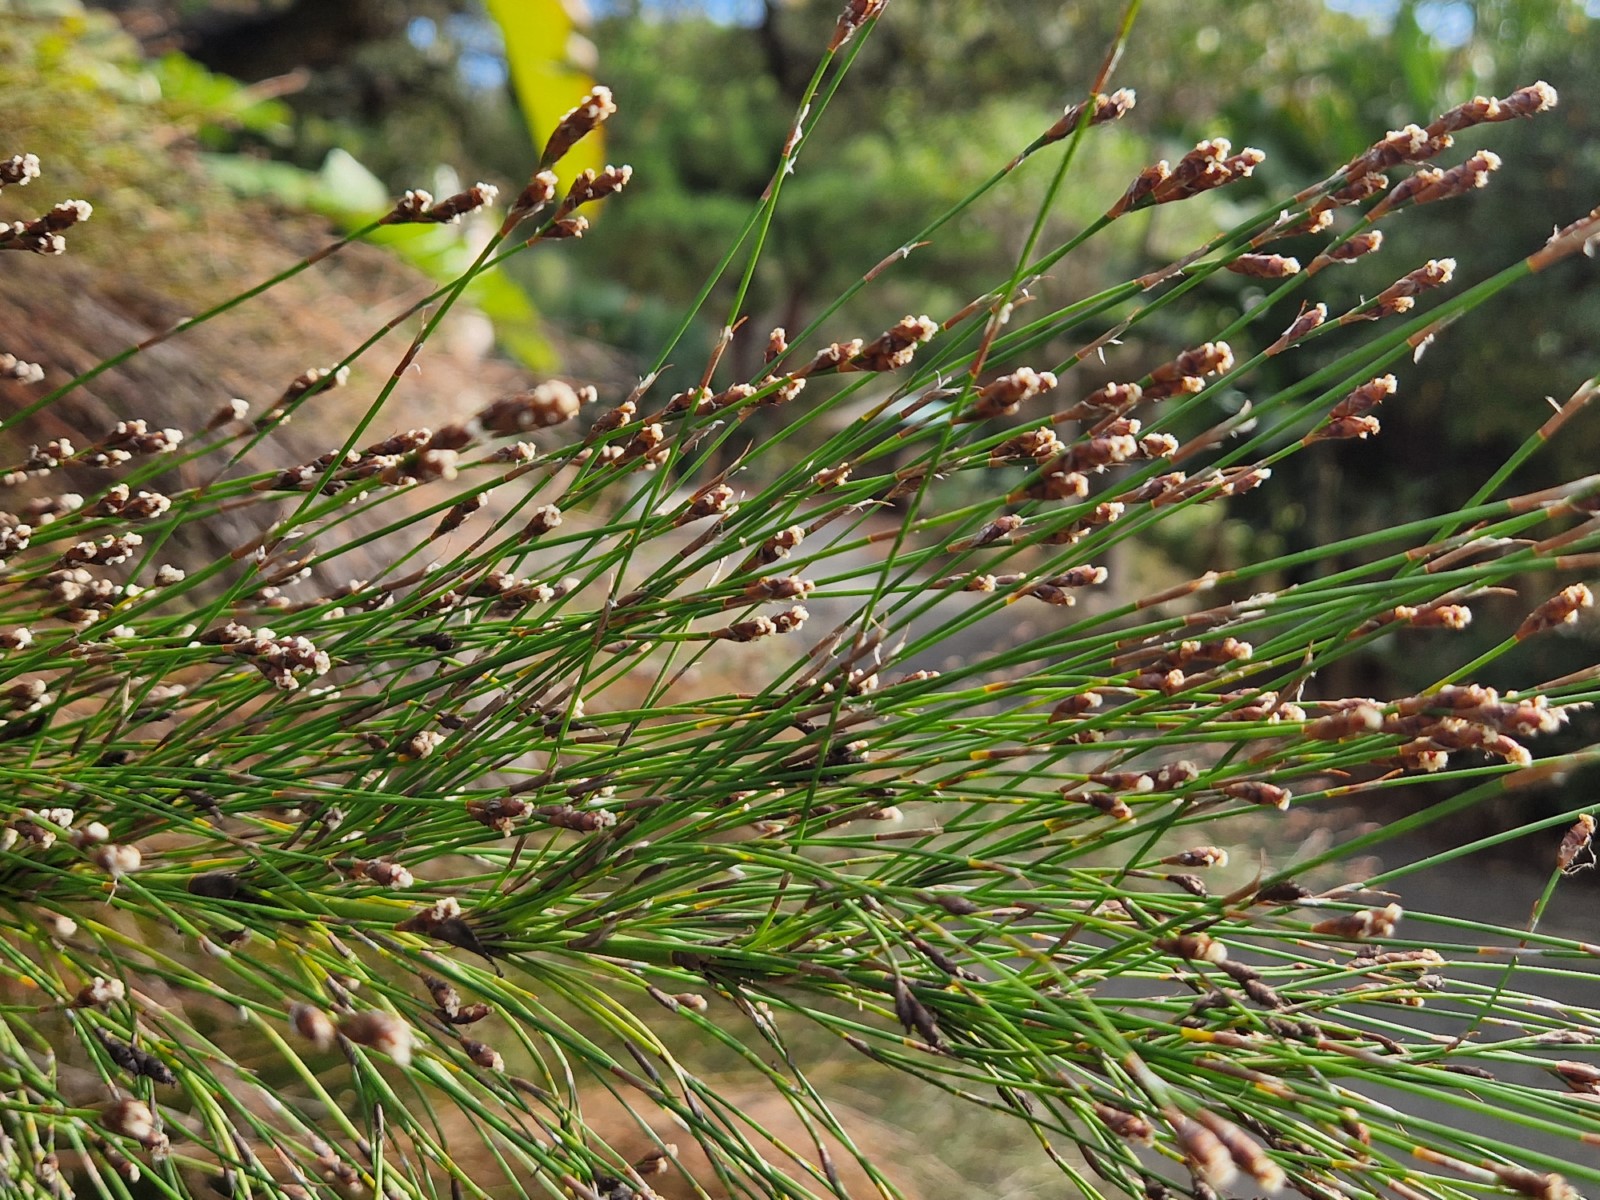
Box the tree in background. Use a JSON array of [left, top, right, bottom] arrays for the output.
[[6, 2, 1600, 1198], [76, 0, 1600, 627], [90, 0, 540, 190], [81, 0, 1600, 458], [1233, 2, 1600, 519]]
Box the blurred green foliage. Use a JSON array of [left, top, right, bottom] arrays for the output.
[[550, 0, 1600, 709], [552, 1, 1597, 431], [1150, 1, 1600, 648], [88, 0, 539, 188], [58, 0, 1600, 524]]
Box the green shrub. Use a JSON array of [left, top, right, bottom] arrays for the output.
[[1, 4, 1599, 1199]]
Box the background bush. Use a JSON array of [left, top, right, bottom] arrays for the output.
[[2, 3, 1600, 1199]]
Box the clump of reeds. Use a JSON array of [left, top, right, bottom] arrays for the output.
[[2, 5, 1600, 1200]]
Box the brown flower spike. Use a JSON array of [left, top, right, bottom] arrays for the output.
[[539, 86, 618, 168]]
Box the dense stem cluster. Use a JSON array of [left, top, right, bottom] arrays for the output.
[[0, 15, 1598, 1200]]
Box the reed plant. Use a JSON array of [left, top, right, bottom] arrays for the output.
[[2, 2, 1600, 1198]]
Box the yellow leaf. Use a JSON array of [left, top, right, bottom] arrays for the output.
[[483, 0, 605, 187]]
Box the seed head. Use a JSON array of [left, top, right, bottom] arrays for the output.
[[382, 446, 459, 485], [1552, 1058, 1600, 1095], [1091, 1102, 1155, 1147], [71, 821, 111, 848], [1328, 375, 1397, 423], [848, 315, 937, 373], [290, 1003, 338, 1051], [542, 214, 589, 240], [91, 843, 142, 879], [1146, 342, 1232, 399], [1162, 846, 1228, 868], [475, 381, 586, 434], [1226, 253, 1300, 278], [0, 352, 44, 384], [773, 605, 809, 633], [1496, 80, 1559, 119], [1267, 302, 1327, 355], [1158, 931, 1228, 963], [1048, 692, 1102, 722], [102, 1098, 164, 1150], [561, 164, 633, 213], [522, 504, 563, 537], [1060, 434, 1138, 475], [422, 974, 463, 1018], [1341, 261, 1449, 323], [1138, 432, 1179, 459], [508, 169, 560, 221], [752, 526, 804, 568], [398, 732, 444, 761], [1089, 771, 1153, 794], [665, 386, 712, 417], [383, 188, 435, 223], [1309, 230, 1384, 276], [971, 367, 1058, 420], [1, 199, 92, 254], [744, 575, 815, 602], [1414, 152, 1497, 206], [1222, 780, 1291, 810], [431, 493, 486, 539], [1152, 762, 1200, 790], [811, 462, 852, 490], [1530, 203, 1600, 272], [1159, 138, 1234, 197], [418, 183, 498, 224], [339, 1010, 415, 1066], [1194, 1110, 1285, 1192], [1023, 566, 1107, 609], [1072, 381, 1144, 419], [1107, 159, 1171, 217], [1313, 903, 1403, 939], [201, 397, 250, 432], [104, 418, 183, 455], [1488, 1166, 1580, 1200], [1084, 792, 1133, 820], [0, 153, 41, 189], [7, 677, 48, 709], [1407, 602, 1472, 629], [1516, 583, 1592, 640], [798, 338, 864, 377], [951, 514, 1024, 550], [990, 427, 1063, 465], [707, 381, 758, 412], [586, 398, 637, 443], [1341, 124, 1432, 180], [63, 533, 143, 566], [1147, 140, 1264, 206], [534, 804, 618, 832], [829, 0, 889, 50], [1266, 208, 1337, 243], [356, 859, 415, 889], [1427, 96, 1500, 136], [1557, 815, 1595, 874], [680, 482, 735, 524], [718, 616, 778, 642], [1170, 1113, 1238, 1188], [76, 976, 127, 1007], [1305, 703, 1383, 740], [462, 1038, 504, 1071], [540, 86, 617, 168], [467, 795, 530, 836], [1040, 88, 1137, 145]]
